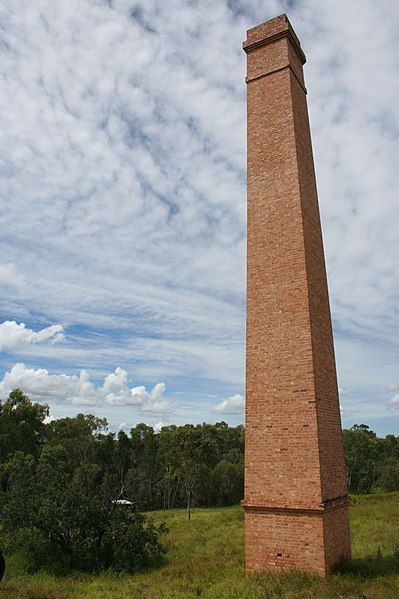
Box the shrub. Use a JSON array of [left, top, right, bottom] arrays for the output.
[[0, 447, 167, 573]]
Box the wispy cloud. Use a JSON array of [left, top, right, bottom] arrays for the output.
[[0, 263, 24, 287]]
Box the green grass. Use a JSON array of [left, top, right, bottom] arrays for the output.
[[2, 493, 399, 598]]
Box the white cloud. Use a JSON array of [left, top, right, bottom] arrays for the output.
[[101, 367, 137, 406], [0, 363, 86, 400], [0, 321, 64, 352], [118, 420, 165, 433], [103, 373, 172, 412], [153, 421, 165, 433], [0, 362, 175, 416], [389, 394, 399, 406], [213, 393, 244, 415]]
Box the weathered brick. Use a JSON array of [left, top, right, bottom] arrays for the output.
[[243, 14, 351, 577]]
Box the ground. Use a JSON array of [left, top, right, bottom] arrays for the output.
[[2, 492, 399, 598]]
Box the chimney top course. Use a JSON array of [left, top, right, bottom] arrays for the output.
[[243, 14, 306, 65]]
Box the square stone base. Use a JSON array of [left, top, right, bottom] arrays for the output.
[[244, 503, 351, 577]]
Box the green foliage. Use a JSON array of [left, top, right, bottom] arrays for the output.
[[212, 459, 243, 506], [0, 442, 166, 573], [379, 461, 399, 492], [343, 424, 399, 493], [0, 389, 49, 461], [102, 510, 167, 573]]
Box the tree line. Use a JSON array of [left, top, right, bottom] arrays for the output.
[[0, 389, 398, 572], [0, 390, 244, 515], [343, 424, 399, 493]]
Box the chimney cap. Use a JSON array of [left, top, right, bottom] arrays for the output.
[[243, 14, 306, 65]]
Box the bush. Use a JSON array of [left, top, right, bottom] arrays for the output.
[[0, 447, 167, 573]]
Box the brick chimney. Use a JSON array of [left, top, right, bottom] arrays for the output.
[[243, 14, 351, 576]]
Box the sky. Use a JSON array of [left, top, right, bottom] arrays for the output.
[[0, 0, 398, 435]]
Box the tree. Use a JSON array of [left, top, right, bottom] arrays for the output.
[[129, 424, 160, 509], [172, 425, 218, 518], [157, 426, 181, 510], [0, 444, 167, 573], [343, 425, 382, 492], [0, 389, 49, 461], [212, 459, 243, 506]]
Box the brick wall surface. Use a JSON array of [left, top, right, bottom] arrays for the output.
[[243, 14, 351, 577]]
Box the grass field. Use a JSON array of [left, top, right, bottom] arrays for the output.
[[2, 492, 399, 598]]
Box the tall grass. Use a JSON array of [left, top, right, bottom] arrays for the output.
[[2, 492, 399, 598]]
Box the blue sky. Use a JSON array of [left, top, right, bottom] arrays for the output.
[[0, 0, 398, 435]]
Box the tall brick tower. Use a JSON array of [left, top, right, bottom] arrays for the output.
[[242, 14, 351, 577]]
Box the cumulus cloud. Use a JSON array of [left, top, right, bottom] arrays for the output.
[[0, 363, 88, 401], [118, 420, 166, 433], [213, 393, 244, 415], [0, 363, 175, 416], [153, 421, 166, 433], [0, 321, 64, 352]]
